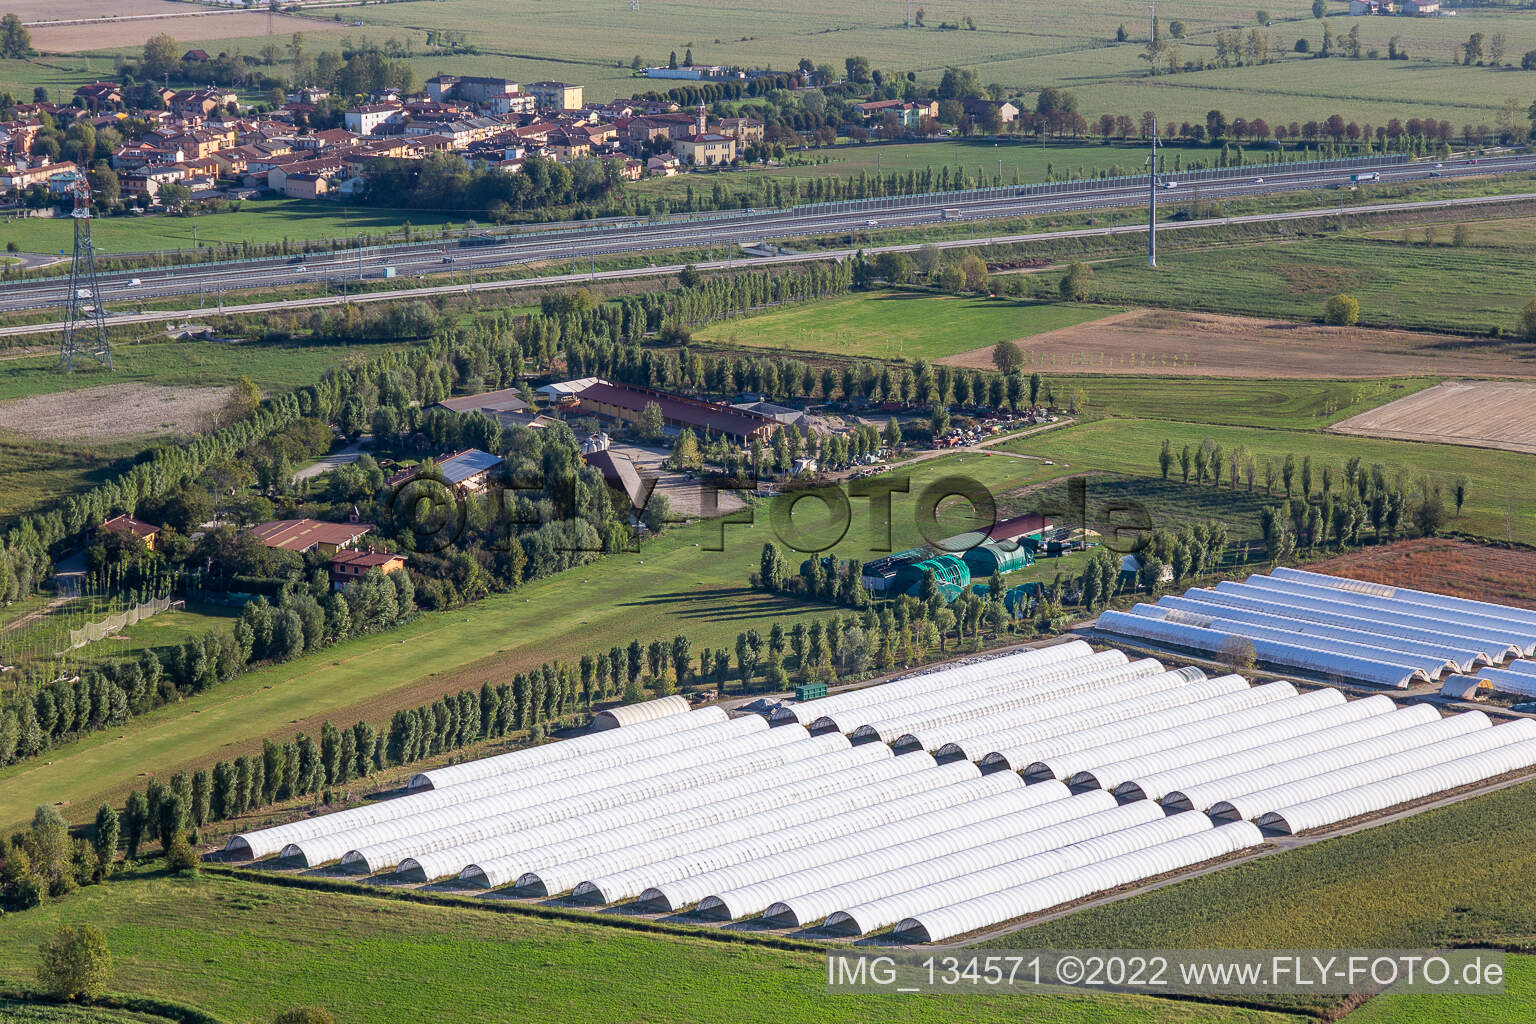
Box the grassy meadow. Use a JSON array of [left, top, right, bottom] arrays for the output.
[[697, 291, 1116, 360], [0, 868, 1307, 1024], [1030, 216, 1536, 335]]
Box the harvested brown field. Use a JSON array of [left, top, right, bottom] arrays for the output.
[[1329, 380, 1536, 455], [0, 382, 231, 441], [940, 308, 1536, 380], [27, 2, 342, 51], [1309, 539, 1536, 612]]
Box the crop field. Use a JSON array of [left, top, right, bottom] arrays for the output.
[[1002, 417, 1536, 543], [1308, 538, 1536, 612], [0, 450, 1064, 830], [0, 382, 232, 443], [1330, 380, 1536, 455], [947, 308, 1536, 381], [0, 870, 1303, 1024], [1029, 229, 1536, 336], [696, 291, 1116, 360], [318, 0, 1536, 126], [29, 9, 341, 52]]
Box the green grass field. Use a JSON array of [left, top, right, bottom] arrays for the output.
[[697, 292, 1116, 360], [0, 869, 1304, 1024], [1058, 376, 1436, 430], [0, 434, 143, 524], [0, 339, 392, 403], [1006, 417, 1536, 543], [0, 451, 1060, 830], [1039, 221, 1536, 335], [1349, 956, 1535, 1024], [2, 199, 460, 257]]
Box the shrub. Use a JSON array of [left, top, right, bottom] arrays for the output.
[[165, 834, 199, 874], [1058, 262, 1093, 302], [1323, 293, 1359, 326], [274, 1009, 335, 1024], [36, 923, 111, 1001]]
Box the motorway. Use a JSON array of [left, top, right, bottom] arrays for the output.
[[7, 152, 1535, 321]]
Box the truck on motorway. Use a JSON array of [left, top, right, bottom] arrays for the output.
[[1351, 171, 1380, 183], [941, 209, 960, 221]]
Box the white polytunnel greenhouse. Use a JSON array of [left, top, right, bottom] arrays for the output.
[[1270, 567, 1536, 629], [1244, 575, 1536, 652], [283, 725, 838, 867], [1126, 604, 1459, 680], [1023, 687, 1343, 783], [352, 739, 886, 876], [898, 667, 1207, 755], [768, 640, 1094, 727], [1070, 691, 1389, 792], [1094, 609, 1433, 689], [580, 765, 1026, 906], [803, 648, 1125, 734], [225, 712, 766, 859], [412, 704, 727, 790], [1173, 586, 1523, 666], [391, 738, 888, 882], [496, 754, 965, 895], [751, 795, 1147, 929], [821, 810, 1211, 937], [1206, 579, 1536, 660], [222, 593, 1536, 945], [1113, 700, 1432, 804], [1456, 666, 1536, 700], [1209, 719, 1536, 822], [1162, 710, 1489, 813], [976, 678, 1290, 773], [1256, 739, 1536, 835], [591, 694, 691, 730], [638, 777, 1065, 915], [890, 821, 1265, 944], [940, 672, 1253, 767], [850, 659, 1186, 746], [1148, 595, 1490, 674]]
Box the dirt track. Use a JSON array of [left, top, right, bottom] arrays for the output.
[[940, 308, 1536, 380], [1329, 379, 1536, 454]]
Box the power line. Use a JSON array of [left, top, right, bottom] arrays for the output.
[[61, 183, 113, 373]]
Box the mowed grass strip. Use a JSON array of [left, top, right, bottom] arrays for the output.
[[1052, 376, 1438, 431], [0, 452, 1058, 830], [698, 291, 1115, 360], [1007, 417, 1536, 543], [0, 869, 1306, 1024]]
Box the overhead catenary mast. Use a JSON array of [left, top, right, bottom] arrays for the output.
[[60, 181, 113, 373]]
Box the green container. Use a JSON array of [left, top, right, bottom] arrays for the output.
[[794, 682, 828, 701]]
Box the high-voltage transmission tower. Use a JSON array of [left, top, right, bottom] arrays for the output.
[[60, 182, 113, 372]]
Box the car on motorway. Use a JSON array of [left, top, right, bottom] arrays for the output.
[[126, 278, 142, 287], [1252, 177, 1264, 183], [866, 219, 878, 227], [1434, 162, 1443, 168], [1430, 171, 1442, 177], [441, 256, 455, 264], [1162, 180, 1178, 189]]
